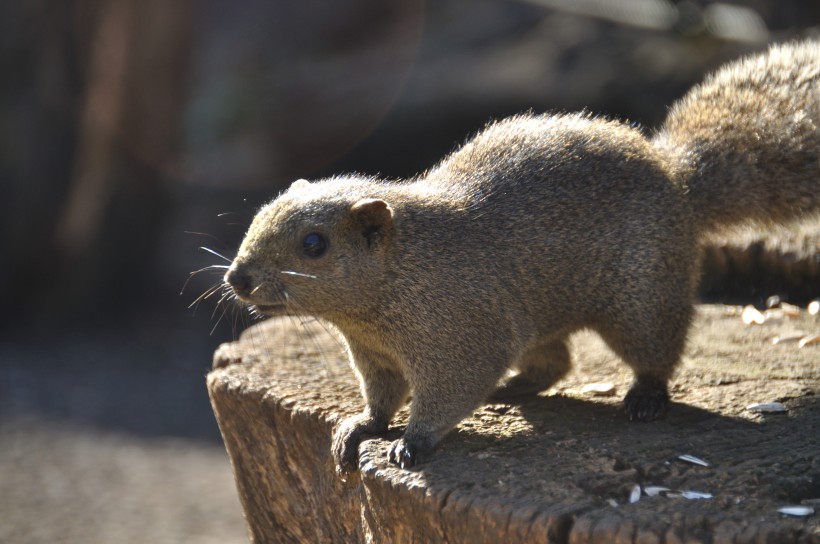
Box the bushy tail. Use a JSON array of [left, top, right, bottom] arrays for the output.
[[654, 41, 820, 234]]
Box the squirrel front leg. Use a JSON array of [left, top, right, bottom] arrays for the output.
[[389, 350, 508, 469], [332, 346, 409, 475]]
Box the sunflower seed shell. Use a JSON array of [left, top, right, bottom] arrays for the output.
[[778, 506, 814, 517], [678, 454, 709, 466], [746, 402, 787, 413]]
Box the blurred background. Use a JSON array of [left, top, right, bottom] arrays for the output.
[[1, 0, 818, 542]]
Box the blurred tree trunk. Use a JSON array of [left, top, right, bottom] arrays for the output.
[[59, 0, 195, 319], [0, 1, 80, 324], [1, 0, 195, 325]]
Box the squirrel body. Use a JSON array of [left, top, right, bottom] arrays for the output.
[[226, 42, 819, 472]]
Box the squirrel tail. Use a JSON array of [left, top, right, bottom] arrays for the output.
[[653, 41, 820, 234]]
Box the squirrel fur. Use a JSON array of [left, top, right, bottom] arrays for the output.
[[225, 41, 820, 473]]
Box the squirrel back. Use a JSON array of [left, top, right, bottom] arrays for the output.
[[655, 41, 820, 232]]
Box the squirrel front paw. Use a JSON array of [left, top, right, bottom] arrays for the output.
[[388, 435, 437, 469], [331, 414, 387, 475], [388, 438, 418, 469], [331, 417, 366, 475]]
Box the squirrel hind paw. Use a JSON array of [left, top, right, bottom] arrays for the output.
[[488, 375, 548, 401], [623, 379, 670, 422]]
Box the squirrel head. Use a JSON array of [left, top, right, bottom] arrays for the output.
[[225, 177, 395, 319]]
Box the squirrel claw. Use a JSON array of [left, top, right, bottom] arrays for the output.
[[388, 438, 417, 469]]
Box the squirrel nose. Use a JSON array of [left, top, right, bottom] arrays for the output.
[[225, 266, 252, 296]]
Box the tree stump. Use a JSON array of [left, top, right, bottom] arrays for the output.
[[208, 306, 819, 543]]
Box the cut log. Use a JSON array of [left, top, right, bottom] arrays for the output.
[[208, 307, 819, 543]]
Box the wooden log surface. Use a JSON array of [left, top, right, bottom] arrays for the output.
[[208, 305, 819, 543]]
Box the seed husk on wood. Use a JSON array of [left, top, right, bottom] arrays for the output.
[[677, 454, 709, 467], [746, 402, 787, 413], [798, 334, 819, 348], [777, 505, 814, 517]]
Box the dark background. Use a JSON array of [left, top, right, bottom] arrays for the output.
[[1, 1, 818, 541]]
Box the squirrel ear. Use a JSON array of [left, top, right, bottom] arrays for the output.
[[350, 198, 394, 246], [289, 178, 311, 191]]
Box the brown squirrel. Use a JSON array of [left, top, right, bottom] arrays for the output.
[[224, 42, 819, 473]]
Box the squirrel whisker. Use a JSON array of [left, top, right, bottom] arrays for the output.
[[280, 270, 317, 279], [180, 265, 230, 295], [187, 282, 223, 311], [199, 246, 233, 263]]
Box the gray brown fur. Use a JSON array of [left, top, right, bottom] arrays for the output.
[[225, 42, 820, 473]]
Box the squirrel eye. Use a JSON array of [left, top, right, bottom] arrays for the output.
[[302, 233, 327, 258]]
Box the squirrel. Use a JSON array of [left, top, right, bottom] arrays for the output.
[[224, 41, 819, 473]]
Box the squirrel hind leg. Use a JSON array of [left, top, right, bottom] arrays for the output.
[[597, 303, 693, 422], [488, 338, 571, 401]]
